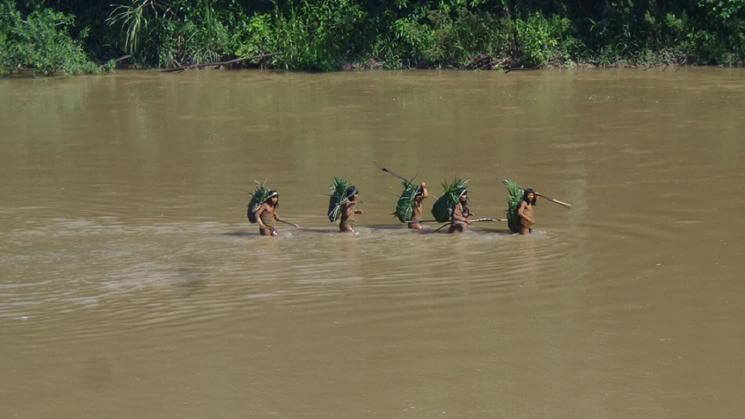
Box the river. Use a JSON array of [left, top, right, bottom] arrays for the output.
[[1, 69, 744, 418]]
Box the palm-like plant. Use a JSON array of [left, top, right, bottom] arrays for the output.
[[327, 177, 350, 222], [247, 180, 272, 224], [503, 179, 524, 233], [106, 0, 168, 55]]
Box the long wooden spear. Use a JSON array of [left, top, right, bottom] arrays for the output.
[[501, 179, 572, 209], [536, 193, 572, 209], [433, 223, 450, 233], [432, 217, 506, 233], [277, 219, 301, 229], [374, 162, 410, 183]]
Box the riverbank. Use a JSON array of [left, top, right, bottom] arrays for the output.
[[3, 1, 745, 77]]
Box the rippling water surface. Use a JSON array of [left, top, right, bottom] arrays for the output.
[[1, 69, 745, 418]]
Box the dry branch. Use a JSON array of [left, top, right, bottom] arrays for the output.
[[162, 54, 272, 73]]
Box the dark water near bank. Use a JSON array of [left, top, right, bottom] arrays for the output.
[[1, 69, 744, 418]]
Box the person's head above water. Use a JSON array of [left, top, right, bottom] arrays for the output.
[[346, 185, 359, 201], [523, 188, 537, 205], [458, 189, 468, 204], [265, 190, 279, 206]]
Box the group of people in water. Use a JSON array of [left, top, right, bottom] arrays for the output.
[[249, 181, 541, 237]]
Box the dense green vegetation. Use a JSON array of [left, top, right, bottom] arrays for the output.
[[2, 0, 745, 75]]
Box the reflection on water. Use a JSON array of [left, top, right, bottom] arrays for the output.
[[1, 69, 745, 418]]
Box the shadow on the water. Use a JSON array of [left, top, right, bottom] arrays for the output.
[[472, 227, 513, 235], [173, 267, 208, 297], [223, 230, 255, 237], [368, 224, 409, 231], [221, 227, 347, 237], [292, 227, 343, 234], [221, 225, 515, 237]]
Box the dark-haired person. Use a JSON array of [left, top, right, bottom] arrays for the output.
[[255, 191, 297, 236], [408, 182, 429, 232], [340, 186, 363, 232], [449, 190, 472, 233], [517, 188, 537, 234]]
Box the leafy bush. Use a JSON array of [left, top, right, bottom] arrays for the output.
[[378, 8, 509, 69], [106, 0, 236, 67], [0, 0, 100, 75], [390, 15, 437, 67], [235, 13, 275, 59], [269, 0, 367, 71], [6, 0, 745, 75], [514, 14, 579, 67], [156, 15, 232, 67]]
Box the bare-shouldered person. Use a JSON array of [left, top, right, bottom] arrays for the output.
[[517, 188, 537, 235], [255, 191, 280, 236], [408, 182, 429, 232], [339, 186, 362, 233], [449, 190, 472, 233], [255, 190, 299, 237]]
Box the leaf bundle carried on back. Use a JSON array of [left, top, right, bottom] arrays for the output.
[[503, 178, 524, 233], [247, 180, 272, 224], [327, 177, 350, 222], [394, 179, 421, 223], [431, 178, 469, 222]]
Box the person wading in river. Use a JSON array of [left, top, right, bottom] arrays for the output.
[[254, 191, 297, 236], [408, 182, 429, 232], [340, 186, 363, 233], [449, 190, 473, 233], [517, 188, 537, 234]]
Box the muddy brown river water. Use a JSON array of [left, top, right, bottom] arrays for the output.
[[1, 69, 744, 418]]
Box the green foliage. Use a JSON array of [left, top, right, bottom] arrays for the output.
[[684, 0, 745, 64], [514, 14, 579, 67], [376, 8, 509, 69], [698, 0, 745, 21], [6, 0, 745, 75], [431, 178, 469, 222], [235, 13, 274, 59], [158, 16, 231, 66], [247, 180, 273, 224], [503, 179, 523, 234], [0, 0, 100, 75], [106, 0, 235, 67], [390, 15, 437, 67], [394, 179, 419, 223], [106, 0, 162, 56], [269, 0, 367, 71], [327, 177, 351, 222]]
